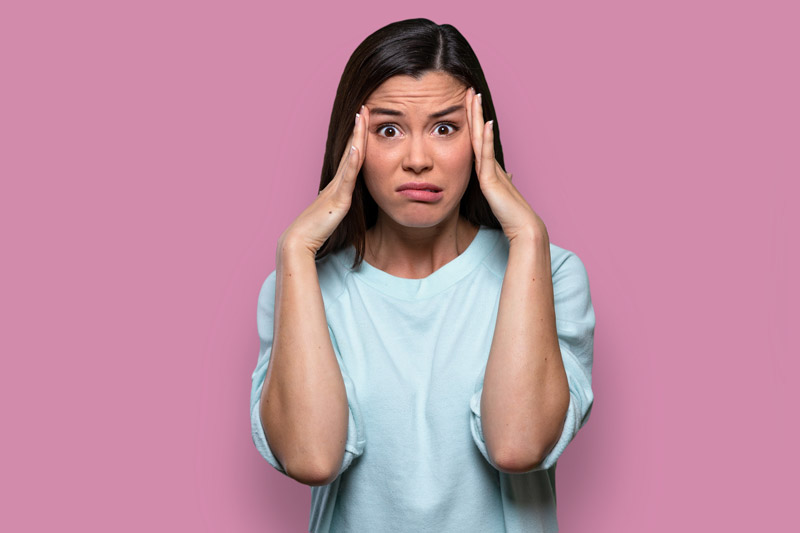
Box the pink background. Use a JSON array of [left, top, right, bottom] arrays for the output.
[[2, 1, 798, 531]]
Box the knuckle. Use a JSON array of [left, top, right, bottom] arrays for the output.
[[329, 184, 352, 208], [331, 195, 351, 213]]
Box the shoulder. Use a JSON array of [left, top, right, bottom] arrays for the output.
[[549, 243, 594, 326], [549, 242, 590, 289], [478, 228, 589, 283], [256, 247, 354, 315], [314, 250, 352, 306], [478, 228, 509, 279]]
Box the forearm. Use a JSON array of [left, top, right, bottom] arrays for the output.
[[481, 229, 570, 473], [260, 236, 349, 485]]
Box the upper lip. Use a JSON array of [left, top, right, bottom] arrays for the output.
[[396, 182, 442, 192]]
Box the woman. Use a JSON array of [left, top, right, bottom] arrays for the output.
[[250, 18, 595, 533]]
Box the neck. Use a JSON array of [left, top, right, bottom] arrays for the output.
[[364, 211, 480, 279]]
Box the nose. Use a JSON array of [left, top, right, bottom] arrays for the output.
[[401, 135, 433, 174]]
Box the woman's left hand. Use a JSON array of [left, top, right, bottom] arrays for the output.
[[466, 87, 548, 245]]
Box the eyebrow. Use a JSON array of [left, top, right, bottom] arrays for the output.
[[369, 104, 463, 119]]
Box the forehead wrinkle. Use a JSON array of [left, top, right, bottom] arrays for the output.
[[367, 93, 467, 122], [365, 73, 468, 121]]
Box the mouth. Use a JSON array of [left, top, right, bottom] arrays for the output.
[[396, 182, 444, 202], [396, 182, 442, 193]]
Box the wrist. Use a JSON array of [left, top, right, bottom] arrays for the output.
[[277, 231, 319, 264], [508, 222, 549, 250]]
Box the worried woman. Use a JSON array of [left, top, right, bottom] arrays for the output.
[[250, 18, 596, 533]]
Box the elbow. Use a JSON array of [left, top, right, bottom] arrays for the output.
[[283, 456, 342, 487], [261, 410, 344, 487], [491, 446, 547, 474], [490, 402, 568, 474]]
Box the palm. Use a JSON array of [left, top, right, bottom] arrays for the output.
[[465, 89, 547, 243]]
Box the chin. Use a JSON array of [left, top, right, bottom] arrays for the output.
[[380, 204, 459, 229]]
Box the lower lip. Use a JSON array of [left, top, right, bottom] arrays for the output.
[[398, 189, 443, 202]]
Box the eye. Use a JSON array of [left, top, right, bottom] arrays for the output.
[[434, 122, 459, 136], [376, 124, 401, 138], [374, 122, 459, 138]]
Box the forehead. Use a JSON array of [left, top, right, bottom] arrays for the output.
[[365, 71, 467, 112]]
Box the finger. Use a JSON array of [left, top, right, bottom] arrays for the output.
[[465, 87, 474, 143], [342, 106, 367, 182], [342, 145, 359, 187], [495, 160, 511, 182], [340, 111, 364, 187], [472, 92, 484, 175], [335, 120, 358, 177], [481, 120, 495, 178], [322, 112, 359, 198], [358, 104, 369, 167], [465, 88, 479, 173]]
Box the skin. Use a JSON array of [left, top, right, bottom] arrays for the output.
[[262, 70, 569, 484], [461, 84, 570, 472], [361, 72, 570, 469], [360, 71, 478, 278]]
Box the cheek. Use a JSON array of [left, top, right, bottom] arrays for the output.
[[362, 144, 401, 188], [437, 140, 474, 174], [458, 144, 474, 169], [362, 143, 386, 177], [361, 147, 387, 198]]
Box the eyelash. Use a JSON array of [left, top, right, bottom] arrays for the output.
[[374, 122, 460, 138]]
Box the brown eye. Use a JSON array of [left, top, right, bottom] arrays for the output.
[[377, 125, 398, 138], [435, 123, 458, 136]]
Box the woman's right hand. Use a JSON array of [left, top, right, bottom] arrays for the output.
[[279, 105, 370, 256]]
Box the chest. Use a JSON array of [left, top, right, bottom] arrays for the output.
[[327, 282, 501, 432]]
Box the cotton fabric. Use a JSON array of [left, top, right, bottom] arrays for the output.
[[250, 226, 595, 532]]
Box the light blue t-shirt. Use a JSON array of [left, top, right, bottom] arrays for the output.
[[250, 226, 595, 532]]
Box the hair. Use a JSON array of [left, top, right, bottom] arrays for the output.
[[315, 18, 504, 268]]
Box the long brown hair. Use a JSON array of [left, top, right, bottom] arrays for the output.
[[316, 18, 504, 268]]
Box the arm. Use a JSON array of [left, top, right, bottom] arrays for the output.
[[259, 238, 349, 486], [480, 229, 569, 473], [256, 106, 372, 486], [463, 87, 592, 474]]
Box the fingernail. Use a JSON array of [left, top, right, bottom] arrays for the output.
[[477, 93, 482, 104], [361, 105, 365, 111], [487, 120, 494, 128], [350, 146, 356, 154], [355, 113, 360, 126]]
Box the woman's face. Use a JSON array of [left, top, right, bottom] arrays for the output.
[[362, 71, 473, 229]]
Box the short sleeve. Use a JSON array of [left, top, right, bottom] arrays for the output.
[[249, 270, 366, 478], [470, 250, 596, 472]]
